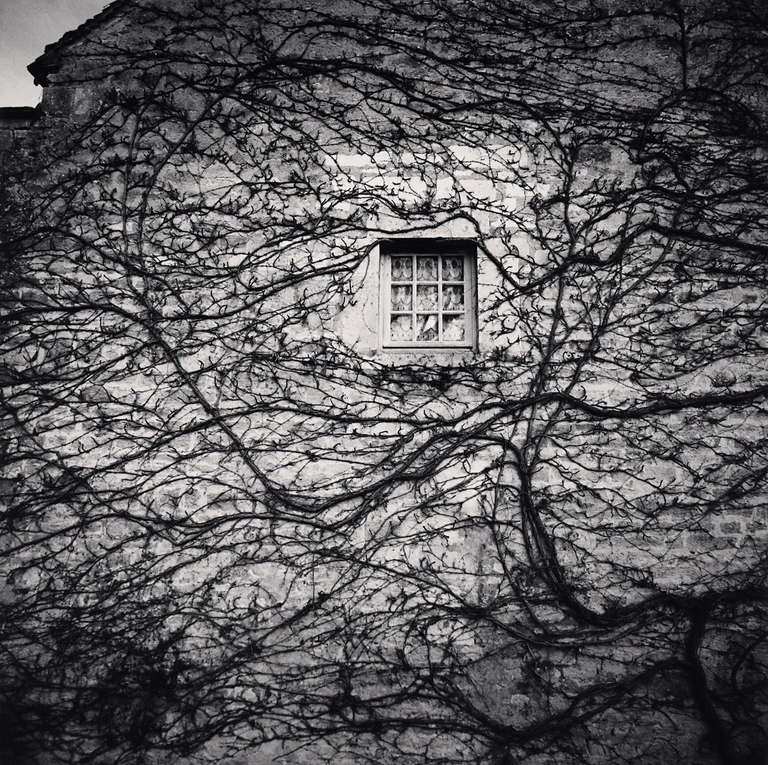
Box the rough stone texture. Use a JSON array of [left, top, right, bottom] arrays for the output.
[[2, 1, 768, 764]]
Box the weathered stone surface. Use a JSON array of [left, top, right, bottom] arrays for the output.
[[2, 1, 767, 764]]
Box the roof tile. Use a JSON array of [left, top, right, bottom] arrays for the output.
[[27, 0, 131, 85]]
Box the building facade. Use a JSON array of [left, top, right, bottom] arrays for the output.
[[2, 1, 768, 763]]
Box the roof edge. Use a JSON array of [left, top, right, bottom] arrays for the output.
[[0, 105, 41, 126], [27, 0, 131, 86]]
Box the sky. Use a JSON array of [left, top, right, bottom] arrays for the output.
[[0, 0, 110, 106]]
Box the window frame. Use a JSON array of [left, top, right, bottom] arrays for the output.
[[379, 239, 477, 351]]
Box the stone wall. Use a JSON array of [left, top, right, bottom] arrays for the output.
[[2, 2, 768, 763]]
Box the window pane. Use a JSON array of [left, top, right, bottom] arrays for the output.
[[391, 285, 412, 311], [416, 285, 438, 310], [416, 257, 438, 281], [442, 284, 464, 310], [390, 314, 413, 341], [382, 244, 474, 348], [415, 314, 438, 342], [443, 315, 466, 341], [442, 256, 463, 281], [391, 257, 412, 281]]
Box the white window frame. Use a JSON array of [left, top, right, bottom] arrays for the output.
[[379, 240, 477, 350]]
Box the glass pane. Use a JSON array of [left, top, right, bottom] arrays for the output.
[[442, 256, 464, 281], [391, 256, 412, 281], [442, 284, 464, 311], [443, 315, 466, 342], [390, 314, 413, 341], [391, 285, 412, 311], [415, 314, 439, 342], [416, 285, 439, 311], [416, 256, 438, 282]]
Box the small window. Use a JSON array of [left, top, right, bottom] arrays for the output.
[[380, 240, 476, 349]]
